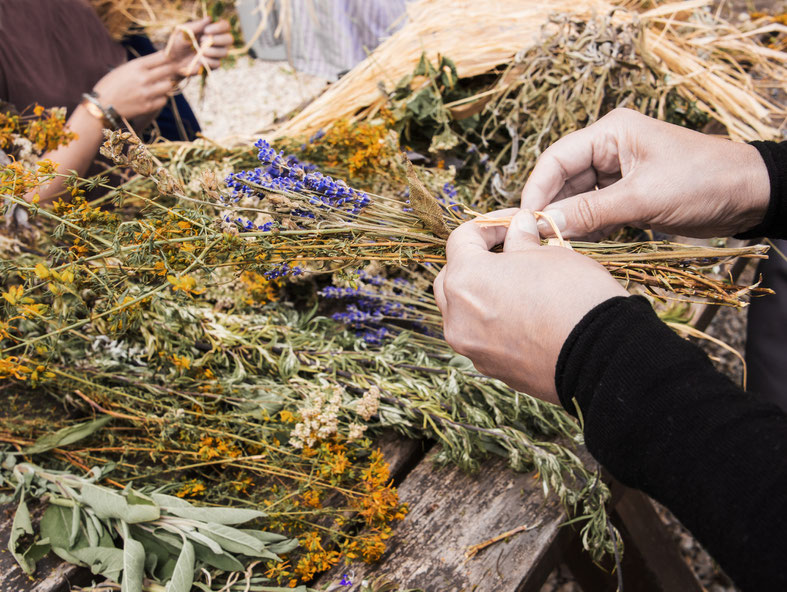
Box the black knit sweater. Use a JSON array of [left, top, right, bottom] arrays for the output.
[[555, 140, 787, 591]]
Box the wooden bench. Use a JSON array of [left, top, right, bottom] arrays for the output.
[[2, 431, 704, 592]]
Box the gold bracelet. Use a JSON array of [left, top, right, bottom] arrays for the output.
[[81, 92, 121, 130]]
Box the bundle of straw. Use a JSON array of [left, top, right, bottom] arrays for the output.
[[273, 0, 785, 142], [90, 0, 205, 40]]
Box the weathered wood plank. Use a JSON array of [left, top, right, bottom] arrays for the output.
[[315, 448, 566, 592]]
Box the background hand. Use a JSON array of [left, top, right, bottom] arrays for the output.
[[92, 52, 177, 120], [520, 108, 771, 239], [166, 18, 233, 77], [433, 209, 628, 403]]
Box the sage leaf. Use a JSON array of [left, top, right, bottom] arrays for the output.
[[196, 522, 277, 559], [192, 541, 244, 572], [24, 416, 111, 454], [71, 546, 125, 582], [267, 538, 299, 555], [9, 497, 37, 574], [277, 346, 300, 380], [167, 539, 195, 592], [122, 535, 145, 592], [152, 493, 265, 524], [238, 529, 290, 544], [80, 483, 160, 523]]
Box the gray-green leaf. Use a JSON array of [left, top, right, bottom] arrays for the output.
[[80, 483, 160, 523], [71, 546, 125, 582], [166, 539, 195, 592], [122, 535, 145, 592], [9, 497, 37, 574], [152, 493, 265, 524], [197, 523, 277, 559], [24, 417, 111, 454]]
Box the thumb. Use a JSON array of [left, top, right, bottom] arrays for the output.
[[538, 181, 635, 238], [503, 209, 541, 253]]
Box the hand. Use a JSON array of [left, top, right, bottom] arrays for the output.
[[93, 52, 177, 120], [520, 108, 771, 239], [166, 18, 233, 77], [433, 209, 628, 403]]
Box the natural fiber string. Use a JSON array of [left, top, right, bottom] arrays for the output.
[[164, 24, 215, 82], [466, 208, 572, 249]]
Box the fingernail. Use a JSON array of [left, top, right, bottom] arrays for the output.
[[539, 209, 566, 234], [515, 209, 538, 235]]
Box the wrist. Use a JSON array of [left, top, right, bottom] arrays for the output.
[[81, 92, 122, 130]]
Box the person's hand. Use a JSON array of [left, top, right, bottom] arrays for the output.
[[92, 52, 177, 120], [433, 209, 628, 404], [520, 108, 771, 239], [166, 18, 233, 77]]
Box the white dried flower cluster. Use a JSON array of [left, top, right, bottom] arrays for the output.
[[357, 385, 380, 421], [13, 137, 34, 163], [89, 335, 147, 366], [289, 387, 344, 449], [347, 422, 366, 441]]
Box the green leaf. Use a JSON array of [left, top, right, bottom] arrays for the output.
[[39, 504, 84, 549], [71, 546, 125, 582], [277, 347, 300, 380], [131, 527, 175, 579], [197, 523, 277, 559], [8, 496, 51, 576], [152, 493, 265, 524], [191, 541, 244, 572], [122, 535, 145, 592], [80, 483, 160, 523], [166, 539, 195, 592], [267, 538, 299, 555], [24, 417, 111, 454], [238, 529, 290, 544]]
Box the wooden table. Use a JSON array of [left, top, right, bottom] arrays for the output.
[[2, 430, 704, 592]]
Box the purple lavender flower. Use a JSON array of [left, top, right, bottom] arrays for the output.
[[225, 140, 370, 219], [339, 574, 352, 586], [320, 273, 426, 343]]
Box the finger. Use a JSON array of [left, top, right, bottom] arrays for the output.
[[203, 33, 234, 49], [445, 207, 518, 262], [201, 46, 230, 59], [148, 59, 181, 80], [554, 168, 598, 201], [205, 19, 231, 35], [182, 17, 211, 35], [520, 128, 602, 214], [135, 50, 172, 69], [433, 268, 447, 314], [540, 179, 636, 238], [503, 209, 541, 253], [150, 78, 177, 98]]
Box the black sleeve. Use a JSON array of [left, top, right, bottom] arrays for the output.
[[736, 140, 787, 240], [555, 295, 787, 591]]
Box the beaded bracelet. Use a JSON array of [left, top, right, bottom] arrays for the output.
[[81, 92, 122, 130]]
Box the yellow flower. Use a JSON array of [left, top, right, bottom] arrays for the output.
[[175, 480, 206, 498], [2, 285, 29, 306], [167, 274, 205, 296], [34, 263, 50, 280], [171, 354, 191, 371]]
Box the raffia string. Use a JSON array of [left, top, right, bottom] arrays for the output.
[[467, 209, 571, 249]]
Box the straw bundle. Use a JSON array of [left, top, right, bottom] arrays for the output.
[[272, 0, 614, 138], [639, 0, 787, 139], [90, 0, 205, 39], [273, 0, 786, 142]]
